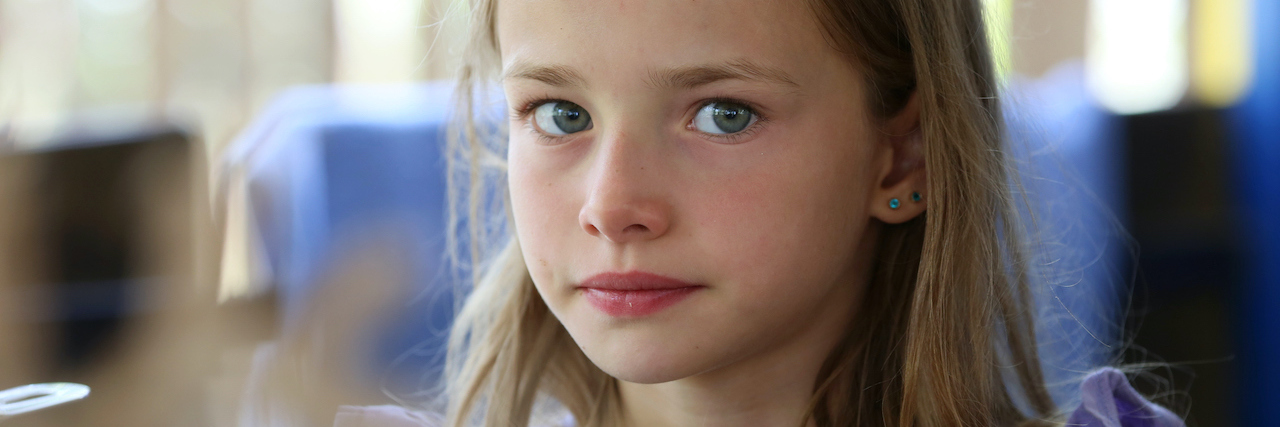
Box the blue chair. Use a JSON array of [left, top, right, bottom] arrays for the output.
[[224, 82, 459, 401]]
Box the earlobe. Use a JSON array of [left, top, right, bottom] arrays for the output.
[[874, 186, 927, 224], [888, 191, 925, 211]]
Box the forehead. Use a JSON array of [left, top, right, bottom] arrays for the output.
[[495, 0, 842, 86]]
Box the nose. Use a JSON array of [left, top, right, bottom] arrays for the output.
[[578, 131, 671, 244]]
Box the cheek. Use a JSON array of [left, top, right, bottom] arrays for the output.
[[697, 178, 856, 273], [508, 142, 578, 283], [685, 131, 875, 298]]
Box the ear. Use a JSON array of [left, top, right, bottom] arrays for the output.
[[869, 93, 927, 225]]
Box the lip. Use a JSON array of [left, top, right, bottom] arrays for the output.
[[577, 272, 704, 317]]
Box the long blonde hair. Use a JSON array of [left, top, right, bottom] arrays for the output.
[[441, 0, 1060, 425]]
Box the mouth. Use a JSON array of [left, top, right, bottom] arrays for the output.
[[576, 272, 704, 317]]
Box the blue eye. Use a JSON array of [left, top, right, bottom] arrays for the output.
[[693, 101, 755, 134], [533, 101, 592, 135]]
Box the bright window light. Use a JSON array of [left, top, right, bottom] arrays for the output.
[[1086, 0, 1190, 114], [333, 0, 424, 83]]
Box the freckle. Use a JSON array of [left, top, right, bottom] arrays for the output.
[[540, 258, 548, 267]]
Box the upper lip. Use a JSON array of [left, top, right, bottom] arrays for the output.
[[577, 271, 703, 291]]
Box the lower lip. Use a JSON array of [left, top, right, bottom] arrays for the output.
[[580, 287, 701, 317]]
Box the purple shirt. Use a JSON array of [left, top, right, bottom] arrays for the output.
[[1066, 368, 1184, 427], [334, 368, 1184, 427]]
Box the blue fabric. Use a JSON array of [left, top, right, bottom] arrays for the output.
[[1229, 1, 1280, 423]]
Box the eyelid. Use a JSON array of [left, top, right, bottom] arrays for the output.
[[512, 96, 556, 120]]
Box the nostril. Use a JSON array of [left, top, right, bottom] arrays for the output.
[[622, 224, 649, 234]]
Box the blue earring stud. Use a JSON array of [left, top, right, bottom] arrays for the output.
[[889, 198, 901, 209], [911, 191, 922, 202]]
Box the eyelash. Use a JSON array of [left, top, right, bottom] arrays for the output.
[[511, 96, 769, 145], [513, 95, 567, 145]]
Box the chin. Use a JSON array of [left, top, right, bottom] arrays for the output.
[[590, 354, 700, 385], [593, 359, 690, 385], [570, 325, 723, 385]]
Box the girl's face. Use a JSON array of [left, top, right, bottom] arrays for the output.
[[500, 0, 917, 384]]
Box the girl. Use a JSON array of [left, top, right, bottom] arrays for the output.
[[336, 0, 1184, 426]]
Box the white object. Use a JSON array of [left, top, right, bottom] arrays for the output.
[[0, 383, 90, 420]]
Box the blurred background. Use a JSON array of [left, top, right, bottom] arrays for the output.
[[0, 0, 1275, 426]]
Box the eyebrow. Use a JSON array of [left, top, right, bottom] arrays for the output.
[[503, 63, 589, 88], [502, 58, 800, 90], [646, 59, 800, 89]]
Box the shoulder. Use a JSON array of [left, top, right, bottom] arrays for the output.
[[1066, 367, 1185, 427], [333, 405, 442, 427]]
